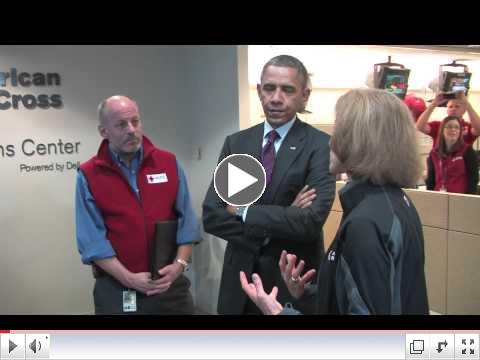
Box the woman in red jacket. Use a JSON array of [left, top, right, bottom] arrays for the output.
[[426, 116, 478, 194]]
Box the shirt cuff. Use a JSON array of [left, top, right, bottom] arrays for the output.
[[279, 303, 302, 315], [242, 205, 250, 222]]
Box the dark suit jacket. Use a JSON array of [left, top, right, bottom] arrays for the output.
[[202, 118, 335, 314]]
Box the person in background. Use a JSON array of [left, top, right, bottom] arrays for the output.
[[403, 93, 426, 122], [240, 88, 429, 315], [416, 91, 480, 149], [75, 95, 201, 314], [426, 116, 479, 194]]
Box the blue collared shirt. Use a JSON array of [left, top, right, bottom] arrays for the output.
[[262, 116, 296, 152], [75, 145, 201, 265]]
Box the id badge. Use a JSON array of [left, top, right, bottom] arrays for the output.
[[122, 290, 137, 312]]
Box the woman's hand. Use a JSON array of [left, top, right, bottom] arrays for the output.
[[239, 271, 283, 315], [279, 250, 316, 299]]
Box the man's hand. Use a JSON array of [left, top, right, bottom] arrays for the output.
[[226, 205, 237, 215], [239, 271, 283, 315], [125, 272, 172, 296], [154, 262, 184, 294], [432, 93, 448, 107], [278, 250, 316, 299], [291, 185, 316, 208], [457, 90, 480, 135], [456, 91, 469, 106], [94, 257, 173, 297]]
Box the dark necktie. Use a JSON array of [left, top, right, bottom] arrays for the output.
[[261, 130, 280, 185]]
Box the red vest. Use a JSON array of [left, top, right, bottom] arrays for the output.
[[80, 136, 178, 273], [431, 143, 469, 194]]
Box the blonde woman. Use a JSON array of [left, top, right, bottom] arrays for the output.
[[240, 88, 429, 315]]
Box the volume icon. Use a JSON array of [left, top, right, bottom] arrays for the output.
[[29, 338, 41, 353]]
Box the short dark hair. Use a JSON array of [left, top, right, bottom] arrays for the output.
[[261, 55, 309, 89]]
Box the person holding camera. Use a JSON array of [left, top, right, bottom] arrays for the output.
[[416, 91, 480, 149]]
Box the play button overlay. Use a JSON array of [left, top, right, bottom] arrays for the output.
[[228, 163, 258, 197], [214, 154, 266, 206]]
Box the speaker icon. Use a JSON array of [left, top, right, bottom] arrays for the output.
[[24, 334, 50, 358], [29, 338, 42, 353]]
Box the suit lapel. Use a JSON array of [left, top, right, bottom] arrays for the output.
[[243, 123, 264, 162], [262, 118, 306, 204]]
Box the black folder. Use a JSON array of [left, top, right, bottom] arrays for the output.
[[150, 220, 178, 280]]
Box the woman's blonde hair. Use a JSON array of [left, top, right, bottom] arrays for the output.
[[331, 88, 422, 188]]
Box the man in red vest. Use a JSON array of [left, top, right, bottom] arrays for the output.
[[75, 95, 200, 314], [416, 91, 480, 149]]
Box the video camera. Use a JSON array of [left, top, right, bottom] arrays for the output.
[[437, 61, 472, 105], [373, 57, 411, 100]]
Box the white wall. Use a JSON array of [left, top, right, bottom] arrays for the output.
[[248, 45, 480, 127], [181, 46, 246, 314], [0, 45, 242, 314], [181, 46, 244, 212]]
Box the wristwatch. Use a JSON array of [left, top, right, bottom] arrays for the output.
[[175, 258, 189, 272], [235, 206, 246, 221]]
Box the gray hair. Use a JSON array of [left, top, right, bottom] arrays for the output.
[[331, 88, 422, 188], [97, 95, 138, 125]]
